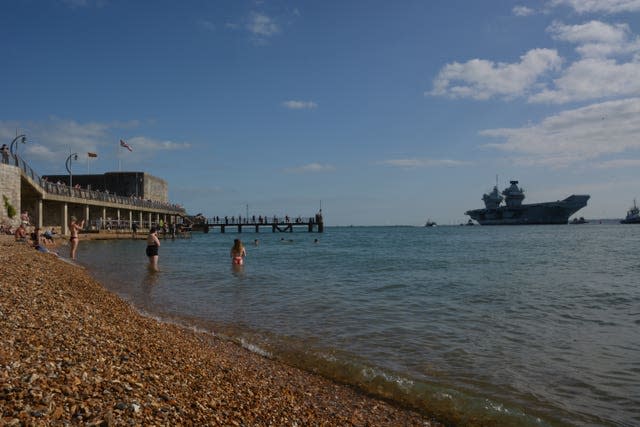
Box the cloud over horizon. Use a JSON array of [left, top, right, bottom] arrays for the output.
[[480, 97, 640, 167], [379, 158, 470, 168], [284, 163, 335, 173], [282, 100, 318, 110]]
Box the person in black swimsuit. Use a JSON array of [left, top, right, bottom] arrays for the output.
[[146, 227, 161, 271]]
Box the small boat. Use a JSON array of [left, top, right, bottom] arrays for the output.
[[465, 219, 475, 226], [570, 217, 588, 224], [620, 200, 640, 224], [425, 220, 437, 227]]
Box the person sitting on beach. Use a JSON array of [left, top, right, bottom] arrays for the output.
[[14, 224, 27, 242], [146, 227, 161, 271], [230, 239, 246, 265], [69, 216, 85, 260], [30, 226, 42, 246], [43, 228, 55, 245]]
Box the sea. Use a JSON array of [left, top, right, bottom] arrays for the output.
[[76, 225, 639, 427]]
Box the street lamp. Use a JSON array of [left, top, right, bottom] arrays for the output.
[[9, 134, 27, 156], [65, 153, 78, 188]]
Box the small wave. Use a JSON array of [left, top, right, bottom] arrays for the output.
[[239, 338, 272, 358]]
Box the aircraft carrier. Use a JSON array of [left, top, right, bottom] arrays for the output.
[[465, 180, 590, 225]]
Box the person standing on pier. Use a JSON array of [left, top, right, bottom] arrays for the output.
[[69, 216, 85, 260], [146, 227, 161, 271], [230, 239, 246, 266], [1, 144, 9, 164]]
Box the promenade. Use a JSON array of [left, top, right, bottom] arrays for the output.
[[1, 151, 186, 235]]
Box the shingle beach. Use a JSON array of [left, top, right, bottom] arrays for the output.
[[1, 238, 438, 426]]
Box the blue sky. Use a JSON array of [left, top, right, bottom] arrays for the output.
[[2, 0, 640, 225]]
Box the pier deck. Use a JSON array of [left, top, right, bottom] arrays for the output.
[[197, 220, 323, 233]]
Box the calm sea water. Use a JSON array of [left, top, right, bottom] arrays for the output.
[[76, 225, 639, 426]]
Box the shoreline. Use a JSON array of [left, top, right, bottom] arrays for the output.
[[0, 238, 439, 426]]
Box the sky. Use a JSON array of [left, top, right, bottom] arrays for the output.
[[2, 0, 640, 225]]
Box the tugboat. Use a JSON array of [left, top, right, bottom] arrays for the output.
[[425, 219, 437, 227], [570, 217, 588, 224], [465, 180, 590, 225], [620, 200, 640, 224]]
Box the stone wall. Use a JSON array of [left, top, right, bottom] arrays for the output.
[[0, 164, 21, 228], [143, 173, 168, 203]]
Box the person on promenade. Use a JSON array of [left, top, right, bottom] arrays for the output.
[[146, 227, 161, 271], [230, 239, 246, 266], [20, 210, 30, 226], [131, 222, 138, 239], [1, 144, 9, 164], [69, 216, 85, 260]]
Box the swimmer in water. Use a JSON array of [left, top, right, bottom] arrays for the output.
[[230, 238, 246, 265]]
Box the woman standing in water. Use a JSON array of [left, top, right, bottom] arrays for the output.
[[230, 238, 246, 266], [146, 227, 161, 271], [69, 216, 85, 260]]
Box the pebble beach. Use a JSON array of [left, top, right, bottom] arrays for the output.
[[0, 238, 438, 426]]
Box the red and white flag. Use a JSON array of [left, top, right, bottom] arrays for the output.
[[120, 139, 133, 152]]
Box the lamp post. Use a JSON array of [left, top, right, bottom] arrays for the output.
[[65, 153, 78, 188], [9, 134, 27, 157]]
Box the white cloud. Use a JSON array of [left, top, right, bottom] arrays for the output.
[[379, 158, 470, 168], [550, 0, 640, 14], [0, 118, 190, 169], [247, 12, 280, 37], [429, 49, 562, 100], [480, 97, 640, 167], [548, 20, 628, 45], [284, 163, 335, 173], [513, 5, 535, 16], [529, 58, 640, 103], [547, 20, 640, 58], [125, 136, 191, 152], [282, 100, 317, 110]]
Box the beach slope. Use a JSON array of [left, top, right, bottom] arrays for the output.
[[0, 241, 436, 426]]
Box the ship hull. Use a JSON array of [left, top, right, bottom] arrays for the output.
[[465, 195, 590, 225], [620, 217, 640, 224]]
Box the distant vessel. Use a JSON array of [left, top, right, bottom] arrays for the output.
[[570, 217, 588, 224], [465, 180, 590, 225], [425, 220, 437, 227], [620, 200, 640, 224]]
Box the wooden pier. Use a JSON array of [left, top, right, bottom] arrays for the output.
[[196, 218, 323, 233]]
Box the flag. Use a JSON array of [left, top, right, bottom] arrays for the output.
[[87, 152, 98, 158], [120, 139, 133, 152]]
